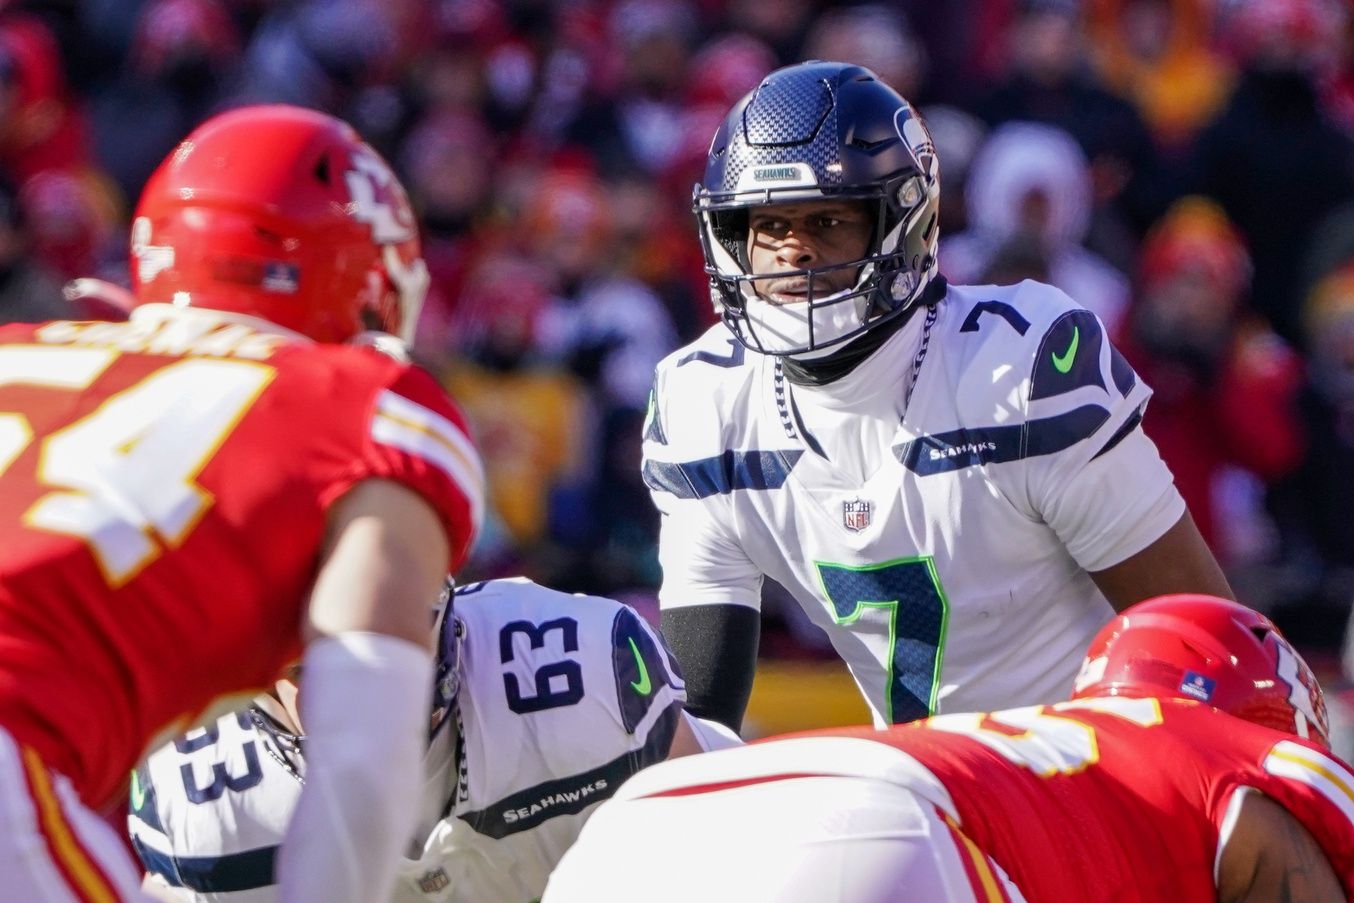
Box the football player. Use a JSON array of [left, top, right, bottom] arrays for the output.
[[545, 595, 1353, 902], [127, 577, 735, 903], [643, 61, 1232, 731], [0, 106, 483, 903]]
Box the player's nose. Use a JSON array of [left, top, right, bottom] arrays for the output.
[[776, 229, 819, 268]]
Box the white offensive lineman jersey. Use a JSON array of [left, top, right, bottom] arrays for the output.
[[127, 578, 687, 903], [644, 280, 1185, 725]]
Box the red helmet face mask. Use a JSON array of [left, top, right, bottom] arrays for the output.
[[1072, 594, 1330, 749], [131, 104, 428, 345]]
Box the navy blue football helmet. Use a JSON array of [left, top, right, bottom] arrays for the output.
[[695, 61, 941, 357]]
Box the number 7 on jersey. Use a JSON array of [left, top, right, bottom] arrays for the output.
[[815, 557, 949, 724]]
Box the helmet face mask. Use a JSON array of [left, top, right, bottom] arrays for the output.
[[1072, 594, 1331, 749], [429, 578, 460, 743], [694, 61, 940, 358]]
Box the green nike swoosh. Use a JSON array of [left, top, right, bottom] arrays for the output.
[[129, 770, 146, 811], [1052, 325, 1080, 374], [628, 637, 653, 696]]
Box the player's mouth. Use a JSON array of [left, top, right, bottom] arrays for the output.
[[762, 279, 811, 305]]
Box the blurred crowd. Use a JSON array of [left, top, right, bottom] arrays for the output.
[[0, 0, 1352, 668]]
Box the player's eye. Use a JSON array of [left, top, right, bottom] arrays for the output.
[[751, 217, 788, 234]]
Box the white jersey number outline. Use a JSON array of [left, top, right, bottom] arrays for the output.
[[0, 345, 274, 585], [925, 696, 1165, 777]]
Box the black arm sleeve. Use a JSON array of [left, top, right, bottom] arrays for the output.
[[660, 604, 760, 734]]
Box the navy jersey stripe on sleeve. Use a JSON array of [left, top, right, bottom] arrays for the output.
[[1109, 344, 1137, 398], [894, 405, 1111, 475], [1030, 310, 1106, 400], [611, 607, 678, 734], [642, 450, 803, 499], [127, 765, 165, 835], [1091, 406, 1145, 460]]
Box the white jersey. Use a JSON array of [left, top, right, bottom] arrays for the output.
[[127, 578, 687, 903], [644, 280, 1184, 724]]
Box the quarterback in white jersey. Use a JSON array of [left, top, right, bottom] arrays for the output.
[[127, 578, 721, 903], [650, 61, 1232, 730]]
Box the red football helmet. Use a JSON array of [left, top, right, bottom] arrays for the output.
[[131, 104, 428, 344], [1072, 594, 1330, 749]]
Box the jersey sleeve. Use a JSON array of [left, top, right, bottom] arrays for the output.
[[642, 367, 763, 611], [608, 603, 686, 751], [127, 761, 184, 892], [345, 361, 485, 569], [1249, 739, 1354, 894], [1010, 295, 1185, 572]]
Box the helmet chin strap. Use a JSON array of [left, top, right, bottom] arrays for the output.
[[779, 275, 946, 386]]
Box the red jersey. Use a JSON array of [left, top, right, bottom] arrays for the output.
[[789, 698, 1354, 901], [0, 308, 483, 809]]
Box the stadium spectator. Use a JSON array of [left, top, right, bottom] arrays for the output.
[[1086, 0, 1234, 153], [942, 120, 1131, 334], [1191, 0, 1354, 346], [563, 0, 697, 179], [804, 4, 927, 101], [0, 174, 66, 324], [970, 0, 1168, 251], [0, 13, 92, 182], [398, 110, 500, 366], [88, 0, 242, 205], [441, 253, 595, 573], [1269, 263, 1354, 653], [1119, 197, 1305, 563]]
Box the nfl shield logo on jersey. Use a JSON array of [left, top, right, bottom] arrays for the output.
[[417, 868, 451, 894], [842, 498, 873, 532]]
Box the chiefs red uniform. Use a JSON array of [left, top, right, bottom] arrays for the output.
[[0, 309, 481, 810], [802, 697, 1354, 901]]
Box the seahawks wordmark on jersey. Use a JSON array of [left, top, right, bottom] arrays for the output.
[[644, 280, 1184, 724], [127, 578, 686, 903]]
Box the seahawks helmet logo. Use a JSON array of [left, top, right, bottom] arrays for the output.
[[894, 107, 937, 178]]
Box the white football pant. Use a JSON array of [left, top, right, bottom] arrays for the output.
[[543, 771, 1024, 902], [0, 725, 154, 902]]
